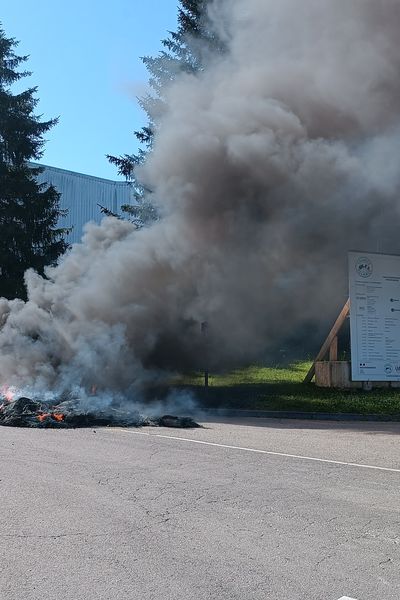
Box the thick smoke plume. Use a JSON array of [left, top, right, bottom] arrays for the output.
[[1, 0, 400, 397]]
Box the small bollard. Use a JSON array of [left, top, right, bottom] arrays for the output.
[[201, 321, 209, 390]]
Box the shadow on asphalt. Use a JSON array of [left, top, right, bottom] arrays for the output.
[[198, 416, 400, 436]]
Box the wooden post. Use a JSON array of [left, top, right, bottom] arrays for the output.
[[329, 336, 338, 361], [201, 321, 209, 390], [304, 299, 350, 383], [204, 371, 209, 388]]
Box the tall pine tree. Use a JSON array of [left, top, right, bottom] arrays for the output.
[[107, 0, 221, 226], [0, 25, 68, 300]]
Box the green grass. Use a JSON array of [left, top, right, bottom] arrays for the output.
[[172, 362, 400, 416]]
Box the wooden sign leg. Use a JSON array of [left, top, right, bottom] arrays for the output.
[[329, 336, 338, 361], [303, 299, 350, 383]]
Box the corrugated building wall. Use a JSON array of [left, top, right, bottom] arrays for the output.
[[35, 164, 134, 244]]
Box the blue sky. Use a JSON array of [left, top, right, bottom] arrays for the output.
[[2, 0, 179, 179]]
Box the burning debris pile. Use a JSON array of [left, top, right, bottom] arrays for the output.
[[0, 392, 200, 429]]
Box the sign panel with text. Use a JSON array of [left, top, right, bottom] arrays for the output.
[[349, 251, 400, 381]]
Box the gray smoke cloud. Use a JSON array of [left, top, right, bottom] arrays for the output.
[[1, 0, 400, 397]]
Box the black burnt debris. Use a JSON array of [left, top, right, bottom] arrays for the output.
[[0, 396, 201, 429]]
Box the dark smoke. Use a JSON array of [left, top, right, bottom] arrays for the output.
[[1, 0, 400, 400]]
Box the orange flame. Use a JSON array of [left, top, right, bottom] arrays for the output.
[[37, 412, 64, 423], [37, 413, 51, 423]]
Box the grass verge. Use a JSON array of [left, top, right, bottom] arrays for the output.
[[173, 362, 400, 416]]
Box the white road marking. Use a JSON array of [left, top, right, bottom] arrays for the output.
[[337, 597, 358, 600], [112, 429, 400, 474]]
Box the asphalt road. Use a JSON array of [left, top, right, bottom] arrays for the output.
[[1, 418, 400, 600]]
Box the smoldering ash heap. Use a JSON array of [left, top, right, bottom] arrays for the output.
[[1, 0, 400, 400]]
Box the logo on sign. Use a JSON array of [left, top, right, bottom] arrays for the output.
[[356, 257, 373, 278], [385, 364, 393, 375]]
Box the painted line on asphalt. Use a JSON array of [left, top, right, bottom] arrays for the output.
[[111, 429, 400, 474], [337, 597, 358, 600]]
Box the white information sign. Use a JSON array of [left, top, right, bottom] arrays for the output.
[[349, 251, 400, 381]]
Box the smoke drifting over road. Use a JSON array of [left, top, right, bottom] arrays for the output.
[[1, 0, 400, 397]]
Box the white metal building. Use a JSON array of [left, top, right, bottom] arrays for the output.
[[35, 164, 134, 244]]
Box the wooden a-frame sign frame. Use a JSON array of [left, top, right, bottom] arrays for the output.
[[303, 299, 350, 384]]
